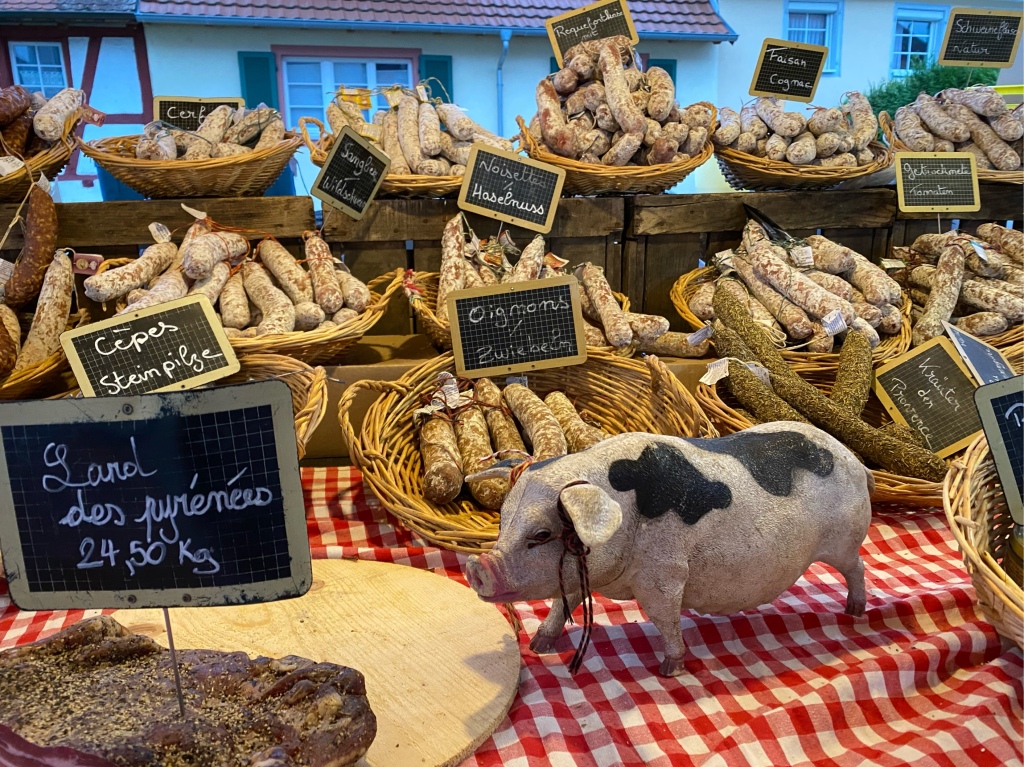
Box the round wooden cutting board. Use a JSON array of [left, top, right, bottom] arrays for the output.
[[114, 559, 521, 767]]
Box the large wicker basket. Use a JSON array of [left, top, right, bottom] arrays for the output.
[[406, 270, 634, 356], [0, 111, 79, 202], [339, 351, 717, 553], [944, 434, 1023, 647], [714, 140, 893, 192], [694, 376, 947, 508], [77, 133, 302, 198], [0, 303, 91, 400], [298, 117, 463, 199], [671, 266, 912, 379], [881, 111, 1023, 185], [516, 109, 716, 196]]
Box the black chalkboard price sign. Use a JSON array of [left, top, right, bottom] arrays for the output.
[[458, 144, 566, 234], [311, 125, 391, 221], [152, 96, 245, 133], [447, 275, 587, 378], [895, 152, 980, 213], [546, 0, 639, 67], [749, 38, 828, 102], [944, 320, 1016, 386], [974, 376, 1024, 524], [0, 381, 311, 611], [60, 295, 239, 397], [940, 7, 1023, 68], [872, 336, 983, 459]]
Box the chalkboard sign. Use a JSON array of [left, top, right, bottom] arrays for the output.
[[60, 295, 239, 397], [447, 275, 587, 378], [872, 336, 983, 459], [944, 320, 1016, 386], [940, 7, 1023, 68], [895, 152, 980, 214], [749, 38, 828, 102], [152, 96, 245, 133], [458, 145, 565, 234], [311, 126, 390, 221], [546, 0, 639, 67], [0, 381, 311, 611], [975, 376, 1024, 525]]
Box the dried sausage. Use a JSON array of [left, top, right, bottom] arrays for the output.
[[257, 239, 313, 305], [293, 301, 326, 331], [636, 331, 711, 357], [956, 312, 1008, 336], [506, 235, 544, 283], [754, 97, 805, 137], [4, 185, 57, 309], [420, 415, 464, 504], [219, 271, 250, 329], [913, 241, 965, 346], [336, 265, 371, 312], [436, 214, 466, 325], [302, 231, 344, 315], [807, 107, 844, 136], [544, 391, 605, 453], [435, 103, 475, 141], [418, 102, 442, 156], [731, 254, 814, 339], [455, 404, 506, 509], [84, 241, 178, 302], [187, 261, 230, 305], [381, 109, 411, 175], [893, 106, 935, 152], [599, 40, 645, 135], [576, 263, 632, 347], [182, 231, 248, 280], [646, 66, 676, 122], [503, 384, 567, 461], [242, 261, 296, 335], [536, 79, 577, 158], [32, 87, 83, 141], [740, 103, 768, 139], [14, 250, 72, 370], [0, 85, 30, 127], [743, 243, 857, 325], [624, 311, 669, 343], [843, 91, 877, 151], [473, 377, 526, 454]]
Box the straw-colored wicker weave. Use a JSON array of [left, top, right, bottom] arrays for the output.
[[0, 112, 79, 202], [516, 109, 716, 195], [0, 306, 91, 401], [298, 117, 463, 199], [881, 111, 1024, 185], [406, 270, 633, 355], [695, 377, 947, 508], [219, 354, 329, 460], [228, 269, 404, 365], [339, 351, 717, 553], [714, 140, 894, 192], [77, 133, 302, 198], [944, 435, 1023, 648], [671, 266, 912, 377]]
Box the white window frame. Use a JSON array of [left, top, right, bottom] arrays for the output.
[[8, 41, 69, 97], [890, 4, 949, 78], [282, 56, 414, 133], [784, 1, 843, 76]]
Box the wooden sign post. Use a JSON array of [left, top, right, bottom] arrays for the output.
[[60, 295, 239, 397], [943, 320, 1016, 386], [458, 145, 565, 234], [940, 7, 1023, 68], [311, 126, 391, 221], [153, 96, 245, 132], [872, 336, 983, 458], [447, 275, 587, 378], [895, 152, 981, 213], [974, 375, 1024, 524], [546, 0, 639, 67], [0, 380, 311, 611], [749, 38, 828, 102]]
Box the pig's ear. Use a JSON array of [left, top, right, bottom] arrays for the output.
[[559, 484, 622, 548]]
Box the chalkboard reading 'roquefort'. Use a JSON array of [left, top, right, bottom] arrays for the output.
[[447, 276, 587, 378], [895, 152, 980, 213], [153, 96, 245, 133], [749, 38, 828, 102], [546, 0, 639, 66], [458, 144, 565, 234], [0, 381, 311, 611], [940, 7, 1023, 67], [312, 126, 391, 220]]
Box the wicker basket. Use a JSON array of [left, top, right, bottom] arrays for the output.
[[881, 111, 1024, 185], [228, 269, 404, 365], [298, 117, 463, 199], [714, 140, 894, 192], [339, 351, 717, 553], [671, 266, 912, 378], [406, 270, 633, 356], [944, 434, 1023, 647], [0, 112, 79, 202], [695, 377, 947, 508], [516, 110, 716, 196], [76, 133, 302, 198], [0, 350, 71, 400]]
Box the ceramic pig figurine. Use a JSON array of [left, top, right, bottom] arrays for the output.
[[465, 422, 872, 676]]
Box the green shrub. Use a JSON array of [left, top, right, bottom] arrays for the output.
[[866, 60, 998, 119]]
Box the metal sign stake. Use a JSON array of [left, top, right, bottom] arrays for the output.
[[163, 606, 187, 719]]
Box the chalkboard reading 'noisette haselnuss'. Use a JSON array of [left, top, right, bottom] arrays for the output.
[[458, 145, 565, 234]]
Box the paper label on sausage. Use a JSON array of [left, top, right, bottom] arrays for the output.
[[33, 174, 50, 194], [358, 123, 382, 142], [713, 250, 735, 273], [969, 240, 989, 262], [384, 88, 404, 108], [880, 258, 906, 270], [744, 362, 771, 386], [689, 323, 714, 345], [505, 375, 529, 387], [80, 105, 106, 126], [789, 245, 814, 268], [0, 157, 25, 177], [699, 358, 730, 385], [71, 253, 104, 275], [436, 371, 460, 408], [821, 309, 847, 337]]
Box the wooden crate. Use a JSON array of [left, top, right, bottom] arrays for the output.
[[891, 182, 1024, 247], [625, 189, 897, 329]]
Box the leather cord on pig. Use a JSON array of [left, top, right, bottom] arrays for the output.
[[554, 480, 594, 675]]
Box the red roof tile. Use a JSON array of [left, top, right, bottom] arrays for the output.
[[0, 0, 134, 12], [136, 0, 736, 39]]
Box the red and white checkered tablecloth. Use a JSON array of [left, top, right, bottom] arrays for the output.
[[2, 467, 1021, 767]]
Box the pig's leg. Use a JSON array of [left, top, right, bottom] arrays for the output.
[[530, 592, 581, 654], [632, 563, 689, 677], [820, 549, 867, 617]]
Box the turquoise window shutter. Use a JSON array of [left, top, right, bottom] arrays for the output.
[[238, 52, 279, 109], [419, 55, 454, 102], [647, 58, 677, 81], [550, 57, 560, 73]]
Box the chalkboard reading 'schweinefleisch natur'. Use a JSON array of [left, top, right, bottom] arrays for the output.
[[749, 39, 827, 102], [940, 8, 1023, 67], [312, 126, 390, 220]]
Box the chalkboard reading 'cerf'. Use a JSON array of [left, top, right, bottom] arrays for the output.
[[546, 0, 639, 66], [458, 145, 565, 234], [749, 38, 828, 102], [312, 126, 391, 221], [152, 96, 245, 133], [940, 7, 1023, 68], [447, 275, 587, 378], [60, 295, 239, 397], [0, 381, 311, 611], [895, 152, 980, 213]]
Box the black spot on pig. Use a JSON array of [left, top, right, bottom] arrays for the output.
[[687, 430, 834, 497], [608, 443, 731, 525]]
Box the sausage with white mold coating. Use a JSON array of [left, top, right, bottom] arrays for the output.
[[303, 231, 345, 315], [336, 264, 371, 312], [912, 241, 965, 346], [182, 232, 248, 281], [503, 384, 567, 461], [242, 262, 296, 335], [576, 263, 632, 347], [552, 68, 579, 96], [602, 130, 643, 166], [646, 66, 675, 122], [437, 214, 466, 324], [257, 239, 313, 305], [807, 107, 844, 136], [911, 264, 1024, 321], [186, 261, 231, 306], [14, 250, 72, 370], [219, 271, 250, 329], [420, 415, 464, 504], [599, 40, 645, 135], [740, 103, 768, 139], [474, 377, 526, 455], [544, 391, 605, 453], [744, 244, 857, 326], [293, 301, 326, 331], [455, 404, 506, 509], [84, 240, 179, 303], [536, 80, 578, 158], [732, 255, 815, 339]]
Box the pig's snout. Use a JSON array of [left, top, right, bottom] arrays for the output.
[[466, 553, 514, 602]]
